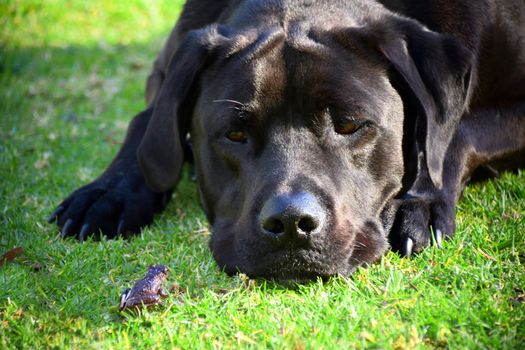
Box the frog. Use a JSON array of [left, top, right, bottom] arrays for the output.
[[119, 264, 169, 311]]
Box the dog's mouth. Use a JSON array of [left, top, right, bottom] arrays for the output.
[[218, 244, 358, 280], [211, 211, 389, 280]]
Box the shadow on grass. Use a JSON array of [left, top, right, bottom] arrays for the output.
[[0, 39, 235, 325]]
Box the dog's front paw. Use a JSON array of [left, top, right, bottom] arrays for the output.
[[48, 174, 170, 241], [389, 194, 456, 256]]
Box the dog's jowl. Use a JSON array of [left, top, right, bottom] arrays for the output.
[[50, 0, 525, 279]]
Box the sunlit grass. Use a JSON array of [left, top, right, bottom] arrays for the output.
[[1, 1, 524, 348], [1, 0, 181, 46]]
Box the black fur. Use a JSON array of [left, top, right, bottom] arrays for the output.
[[50, 0, 525, 279]]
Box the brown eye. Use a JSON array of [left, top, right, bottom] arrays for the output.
[[226, 130, 248, 143], [335, 120, 361, 135]]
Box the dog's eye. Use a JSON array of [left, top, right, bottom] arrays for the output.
[[334, 120, 361, 135], [226, 130, 248, 143]]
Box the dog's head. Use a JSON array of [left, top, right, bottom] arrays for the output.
[[137, 12, 472, 279]]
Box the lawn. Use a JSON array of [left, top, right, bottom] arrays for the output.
[[1, 1, 524, 349]]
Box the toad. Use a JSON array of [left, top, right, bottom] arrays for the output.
[[119, 265, 169, 311]]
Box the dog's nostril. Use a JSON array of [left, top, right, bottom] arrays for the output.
[[259, 192, 326, 245], [297, 216, 319, 232], [263, 218, 285, 234]]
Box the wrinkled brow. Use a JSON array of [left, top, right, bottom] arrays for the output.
[[211, 99, 253, 120]]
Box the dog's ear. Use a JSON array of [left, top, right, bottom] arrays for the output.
[[377, 21, 473, 188], [137, 27, 231, 192]]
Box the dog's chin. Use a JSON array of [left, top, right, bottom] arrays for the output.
[[215, 247, 360, 281], [211, 221, 389, 281]]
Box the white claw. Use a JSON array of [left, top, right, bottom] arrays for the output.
[[404, 237, 414, 257], [78, 224, 90, 242], [434, 229, 443, 248], [117, 220, 125, 236], [61, 218, 73, 238]]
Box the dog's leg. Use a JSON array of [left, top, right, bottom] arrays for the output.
[[390, 101, 525, 255], [48, 108, 172, 240]]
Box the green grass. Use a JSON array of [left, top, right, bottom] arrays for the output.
[[1, 1, 524, 348]]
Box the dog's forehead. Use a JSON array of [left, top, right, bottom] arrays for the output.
[[199, 29, 394, 123]]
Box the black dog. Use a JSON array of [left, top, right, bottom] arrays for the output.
[[49, 0, 525, 279]]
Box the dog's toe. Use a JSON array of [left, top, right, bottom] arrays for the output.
[[389, 195, 455, 256], [49, 174, 170, 241]]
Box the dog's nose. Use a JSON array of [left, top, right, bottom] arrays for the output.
[[259, 192, 325, 245]]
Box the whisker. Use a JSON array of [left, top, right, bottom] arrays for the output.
[[227, 106, 243, 111], [353, 240, 367, 249], [212, 99, 246, 107], [348, 256, 361, 265]]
